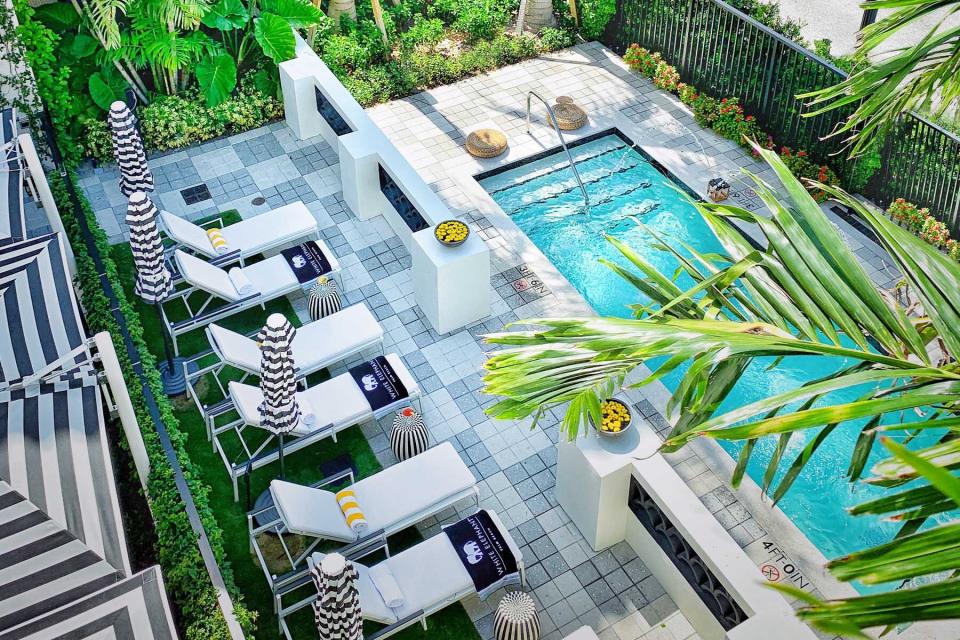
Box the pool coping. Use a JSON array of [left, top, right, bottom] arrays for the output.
[[450, 108, 859, 605]]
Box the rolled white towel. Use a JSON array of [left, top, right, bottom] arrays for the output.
[[228, 267, 256, 297], [369, 564, 405, 609], [299, 396, 316, 426]]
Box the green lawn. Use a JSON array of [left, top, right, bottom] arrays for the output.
[[110, 212, 479, 640]]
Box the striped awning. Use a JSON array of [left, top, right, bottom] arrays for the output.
[[0, 234, 88, 387], [0, 563, 177, 640], [0, 376, 130, 576], [0, 108, 25, 247], [0, 480, 123, 633]]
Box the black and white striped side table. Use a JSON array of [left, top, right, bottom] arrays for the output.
[[308, 276, 341, 321], [390, 407, 428, 462], [494, 591, 540, 640]]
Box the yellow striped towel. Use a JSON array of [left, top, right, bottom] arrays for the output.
[[206, 228, 229, 254], [335, 489, 368, 534]]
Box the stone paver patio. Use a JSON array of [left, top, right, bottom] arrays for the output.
[[76, 41, 901, 640]]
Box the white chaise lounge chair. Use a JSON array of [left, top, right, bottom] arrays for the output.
[[278, 510, 523, 639], [215, 353, 419, 500], [184, 304, 385, 416], [160, 202, 320, 265], [163, 247, 340, 354], [248, 442, 478, 605], [565, 627, 601, 640]]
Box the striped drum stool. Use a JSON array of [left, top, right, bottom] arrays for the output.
[[494, 591, 540, 640], [308, 276, 341, 321], [390, 407, 428, 461]]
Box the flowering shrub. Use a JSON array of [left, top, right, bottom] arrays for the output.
[[920, 214, 949, 248], [947, 239, 960, 262], [779, 147, 840, 203], [623, 44, 832, 199], [653, 60, 681, 92], [887, 198, 929, 233], [624, 45, 661, 76]]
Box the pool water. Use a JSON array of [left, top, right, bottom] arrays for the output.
[[480, 134, 947, 587]]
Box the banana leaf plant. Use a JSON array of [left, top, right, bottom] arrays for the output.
[[482, 145, 960, 635]]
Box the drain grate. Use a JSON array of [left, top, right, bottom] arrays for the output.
[[181, 183, 212, 205], [251, 196, 266, 206]]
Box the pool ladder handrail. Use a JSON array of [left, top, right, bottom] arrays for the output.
[[525, 91, 590, 207]]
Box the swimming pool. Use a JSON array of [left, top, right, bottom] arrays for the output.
[[479, 133, 944, 588]]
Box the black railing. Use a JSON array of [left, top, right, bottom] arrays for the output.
[[604, 0, 960, 232]]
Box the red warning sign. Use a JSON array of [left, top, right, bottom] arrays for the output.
[[760, 564, 781, 582]]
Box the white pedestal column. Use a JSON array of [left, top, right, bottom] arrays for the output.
[[279, 57, 336, 144], [339, 132, 385, 221], [411, 228, 490, 334], [555, 423, 660, 551]]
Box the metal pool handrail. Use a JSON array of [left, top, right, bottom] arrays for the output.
[[525, 91, 590, 207]]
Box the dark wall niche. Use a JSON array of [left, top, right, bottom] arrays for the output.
[[315, 87, 353, 136], [627, 476, 748, 630], [378, 164, 428, 232]]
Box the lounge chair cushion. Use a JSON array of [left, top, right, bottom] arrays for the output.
[[207, 304, 383, 376], [565, 627, 601, 640], [229, 353, 418, 438], [162, 202, 319, 259], [271, 442, 474, 541], [240, 255, 299, 299], [175, 250, 241, 301], [220, 202, 318, 255], [162, 212, 216, 257]]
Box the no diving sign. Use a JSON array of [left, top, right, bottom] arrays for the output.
[[749, 540, 813, 592]]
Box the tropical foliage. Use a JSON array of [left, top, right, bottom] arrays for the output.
[[482, 146, 960, 634], [801, 0, 960, 156]]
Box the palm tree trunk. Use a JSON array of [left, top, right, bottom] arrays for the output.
[[523, 0, 556, 32], [370, 0, 388, 45], [568, 0, 579, 27], [327, 0, 356, 22], [69, 0, 149, 102]]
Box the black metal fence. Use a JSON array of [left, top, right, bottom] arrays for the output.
[[603, 0, 960, 230]]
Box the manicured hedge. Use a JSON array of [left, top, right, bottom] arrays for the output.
[[48, 172, 256, 638], [11, 2, 256, 637]]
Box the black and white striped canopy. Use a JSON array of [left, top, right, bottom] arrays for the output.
[[0, 234, 87, 387], [108, 101, 154, 196], [0, 107, 25, 247], [0, 376, 130, 575], [311, 553, 362, 640], [0, 480, 123, 633], [0, 488, 177, 640], [126, 192, 174, 304], [257, 314, 301, 435]]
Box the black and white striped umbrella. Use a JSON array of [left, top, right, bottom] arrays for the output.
[[108, 101, 154, 196], [311, 553, 363, 640], [257, 314, 301, 477], [125, 192, 173, 304]]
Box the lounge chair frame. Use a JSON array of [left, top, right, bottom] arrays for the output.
[[246, 469, 479, 619], [160, 251, 338, 356], [206, 391, 423, 501], [182, 323, 385, 421], [160, 207, 322, 267], [276, 540, 526, 639]]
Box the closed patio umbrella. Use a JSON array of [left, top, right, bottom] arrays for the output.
[[311, 553, 362, 640], [109, 101, 154, 196], [125, 191, 181, 394], [257, 313, 301, 479]]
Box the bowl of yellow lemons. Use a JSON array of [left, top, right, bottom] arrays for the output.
[[596, 398, 632, 438], [434, 220, 470, 247]]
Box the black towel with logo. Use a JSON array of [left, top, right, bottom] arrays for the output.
[[444, 510, 520, 598], [281, 241, 333, 284], [348, 356, 409, 412]]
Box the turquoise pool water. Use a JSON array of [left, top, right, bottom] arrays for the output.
[[480, 134, 946, 586]]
